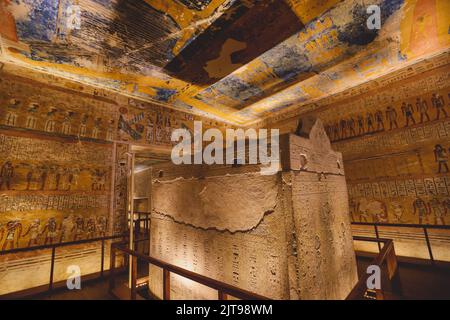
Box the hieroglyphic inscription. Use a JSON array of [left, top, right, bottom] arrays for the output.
[[0, 130, 112, 250]]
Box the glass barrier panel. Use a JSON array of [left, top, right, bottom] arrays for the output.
[[377, 225, 430, 260], [0, 248, 52, 295], [427, 228, 450, 262]]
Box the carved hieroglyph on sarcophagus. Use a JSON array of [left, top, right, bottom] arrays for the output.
[[149, 117, 357, 300]]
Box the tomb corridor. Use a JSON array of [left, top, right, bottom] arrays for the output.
[[0, 0, 449, 302]]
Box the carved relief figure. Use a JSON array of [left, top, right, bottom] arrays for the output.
[[443, 198, 450, 217], [155, 123, 164, 143], [4, 98, 20, 126], [355, 115, 364, 136], [156, 111, 163, 126], [61, 111, 74, 135], [45, 107, 58, 133], [146, 115, 155, 143], [391, 202, 405, 223], [385, 106, 399, 130], [432, 93, 447, 120], [59, 216, 73, 243], [96, 216, 107, 237], [92, 117, 102, 139], [106, 119, 115, 141], [86, 216, 96, 239], [25, 168, 33, 190], [374, 110, 384, 131], [41, 217, 58, 245], [55, 168, 62, 191], [73, 216, 85, 240], [340, 119, 347, 139], [434, 144, 449, 174], [366, 112, 375, 132], [0, 161, 14, 190], [91, 169, 106, 191], [39, 167, 48, 191], [2, 220, 22, 250], [25, 103, 39, 129], [429, 198, 446, 225], [413, 197, 430, 224], [22, 219, 41, 247], [79, 114, 88, 137], [402, 102, 416, 127], [99, 171, 106, 191], [332, 122, 340, 140], [347, 117, 356, 137], [416, 97, 430, 123], [64, 168, 75, 191], [359, 199, 387, 223]]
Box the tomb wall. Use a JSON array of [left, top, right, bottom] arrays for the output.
[[262, 60, 450, 261], [0, 65, 228, 295]]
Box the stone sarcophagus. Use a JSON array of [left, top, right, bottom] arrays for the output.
[[148, 118, 357, 299]]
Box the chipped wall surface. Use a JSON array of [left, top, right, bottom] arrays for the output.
[[149, 120, 357, 299], [149, 195, 290, 300], [153, 173, 278, 232]]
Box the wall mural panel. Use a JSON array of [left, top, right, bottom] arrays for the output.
[[317, 66, 450, 226], [0, 73, 119, 142], [0, 129, 113, 249], [267, 64, 450, 227], [0, 70, 223, 249], [0, 71, 209, 147], [0, 67, 228, 295], [263, 63, 450, 262]]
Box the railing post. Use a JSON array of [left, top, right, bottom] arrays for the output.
[[386, 243, 402, 297], [375, 289, 384, 300], [138, 213, 141, 234], [49, 246, 56, 291], [218, 291, 228, 300], [423, 227, 435, 264], [100, 239, 105, 278], [130, 255, 137, 300], [163, 268, 170, 300], [109, 245, 116, 291], [374, 224, 381, 252]]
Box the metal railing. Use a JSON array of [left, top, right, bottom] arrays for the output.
[[0, 234, 127, 299], [0, 212, 150, 299], [128, 211, 151, 235], [109, 241, 271, 301], [347, 236, 399, 300], [352, 222, 450, 264]]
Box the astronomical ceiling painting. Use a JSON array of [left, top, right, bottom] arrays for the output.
[[0, 0, 449, 125]]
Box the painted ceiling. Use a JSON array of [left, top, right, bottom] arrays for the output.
[[0, 0, 449, 126]]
